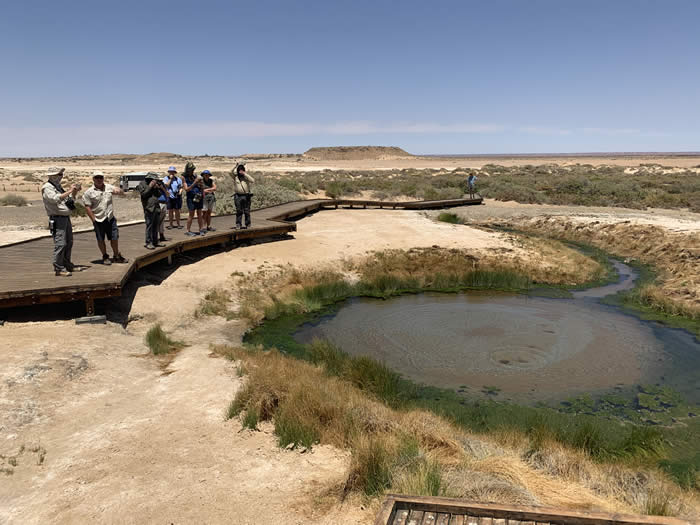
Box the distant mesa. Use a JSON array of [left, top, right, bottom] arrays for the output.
[[303, 146, 413, 161]]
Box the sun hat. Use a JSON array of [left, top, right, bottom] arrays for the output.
[[202, 169, 211, 175], [46, 167, 65, 177], [92, 171, 105, 178], [167, 166, 177, 173], [145, 172, 160, 181]]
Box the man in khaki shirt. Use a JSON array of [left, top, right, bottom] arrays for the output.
[[41, 167, 81, 276], [229, 162, 254, 229], [82, 171, 128, 265]]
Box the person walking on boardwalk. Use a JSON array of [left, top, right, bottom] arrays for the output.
[[41, 167, 81, 276], [230, 162, 254, 229], [467, 173, 478, 199], [201, 169, 217, 231], [164, 166, 183, 229], [183, 161, 205, 236], [82, 171, 128, 265], [137, 172, 166, 250]]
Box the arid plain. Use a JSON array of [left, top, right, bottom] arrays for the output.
[[1, 149, 699, 523]]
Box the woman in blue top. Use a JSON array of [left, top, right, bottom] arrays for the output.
[[183, 161, 205, 236], [164, 166, 183, 229]]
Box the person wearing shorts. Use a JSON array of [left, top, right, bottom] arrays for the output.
[[183, 161, 205, 236], [201, 169, 217, 231], [82, 171, 128, 265], [164, 166, 183, 229]]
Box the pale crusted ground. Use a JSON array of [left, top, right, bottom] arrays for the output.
[[0, 210, 511, 524], [1, 198, 698, 522]]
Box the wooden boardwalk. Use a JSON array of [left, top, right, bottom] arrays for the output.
[[0, 197, 481, 314], [375, 495, 696, 525]]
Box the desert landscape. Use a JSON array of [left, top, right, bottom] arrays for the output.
[[1, 147, 700, 523]]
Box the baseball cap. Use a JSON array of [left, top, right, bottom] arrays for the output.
[[92, 171, 105, 178]]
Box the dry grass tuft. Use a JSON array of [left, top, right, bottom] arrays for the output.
[[212, 344, 700, 517]]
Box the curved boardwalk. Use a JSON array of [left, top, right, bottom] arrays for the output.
[[0, 197, 481, 314]]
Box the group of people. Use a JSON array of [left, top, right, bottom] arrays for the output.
[[41, 162, 255, 276]]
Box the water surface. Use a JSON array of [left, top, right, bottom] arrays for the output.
[[294, 263, 700, 404]]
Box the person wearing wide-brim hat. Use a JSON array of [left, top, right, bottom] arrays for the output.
[[137, 172, 167, 249], [229, 162, 254, 229], [41, 167, 82, 276], [82, 171, 129, 265]]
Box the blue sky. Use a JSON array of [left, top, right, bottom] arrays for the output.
[[1, 0, 699, 156]]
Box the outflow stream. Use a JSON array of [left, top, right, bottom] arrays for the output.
[[294, 261, 700, 404]]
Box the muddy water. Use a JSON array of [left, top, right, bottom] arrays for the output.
[[294, 262, 700, 404]]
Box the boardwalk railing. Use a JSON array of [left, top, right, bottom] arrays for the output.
[[374, 494, 696, 525]]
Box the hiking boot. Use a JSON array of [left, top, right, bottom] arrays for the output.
[[199, 229, 207, 235], [185, 231, 198, 237], [55, 270, 72, 277], [102, 254, 112, 266], [207, 226, 216, 231], [159, 235, 168, 242], [145, 243, 155, 250], [112, 254, 128, 264]]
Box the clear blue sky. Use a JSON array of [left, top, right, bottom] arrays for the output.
[[1, 0, 699, 156]]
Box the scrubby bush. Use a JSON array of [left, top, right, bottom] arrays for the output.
[[0, 194, 28, 206]]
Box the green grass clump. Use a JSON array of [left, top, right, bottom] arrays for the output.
[[144, 324, 184, 355], [0, 194, 28, 206], [437, 212, 462, 224]]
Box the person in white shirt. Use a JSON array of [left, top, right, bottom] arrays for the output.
[[41, 167, 81, 276], [82, 171, 128, 265]]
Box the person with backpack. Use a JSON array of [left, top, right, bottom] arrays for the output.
[[137, 172, 166, 250], [183, 161, 205, 236], [230, 162, 254, 229], [201, 169, 217, 231], [164, 166, 183, 229]]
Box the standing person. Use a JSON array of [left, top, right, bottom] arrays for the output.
[[164, 166, 183, 229], [201, 169, 217, 231], [183, 161, 205, 236], [82, 171, 128, 265], [230, 162, 254, 229], [41, 167, 81, 276], [467, 173, 478, 199], [137, 172, 166, 250], [156, 177, 169, 242]]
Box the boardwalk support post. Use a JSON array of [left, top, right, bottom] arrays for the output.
[[167, 254, 173, 265], [85, 297, 95, 316]]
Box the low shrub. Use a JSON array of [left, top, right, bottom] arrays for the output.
[[0, 194, 28, 206]]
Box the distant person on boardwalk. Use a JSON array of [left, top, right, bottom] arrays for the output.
[[183, 161, 205, 236], [137, 172, 167, 250], [201, 169, 217, 231], [41, 167, 81, 276], [230, 162, 254, 229], [82, 171, 128, 265], [164, 166, 183, 229], [467, 173, 478, 199]]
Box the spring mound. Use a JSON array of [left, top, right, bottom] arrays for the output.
[[303, 146, 413, 160]]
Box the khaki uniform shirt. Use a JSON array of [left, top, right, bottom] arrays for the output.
[[82, 183, 116, 222], [232, 173, 254, 194], [41, 182, 72, 216]]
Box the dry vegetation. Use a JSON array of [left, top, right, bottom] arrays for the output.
[[485, 216, 700, 322], [214, 344, 699, 518], [221, 243, 604, 326]]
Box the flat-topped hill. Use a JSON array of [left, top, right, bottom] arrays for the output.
[[303, 146, 413, 160]]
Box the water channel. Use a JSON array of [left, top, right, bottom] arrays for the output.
[[294, 262, 700, 405]]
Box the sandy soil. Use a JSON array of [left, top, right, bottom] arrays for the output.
[[0, 210, 511, 524], [2, 195, 698, 522]]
